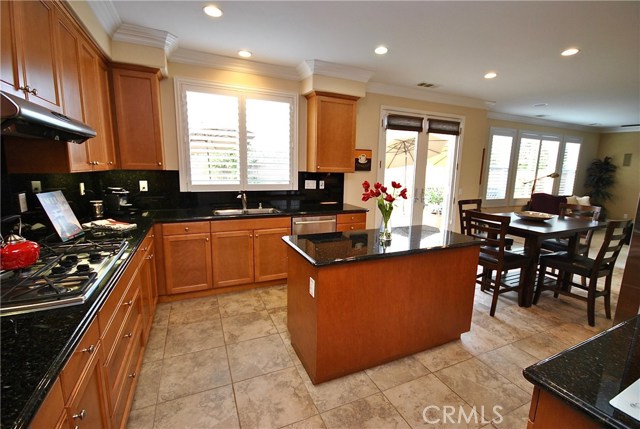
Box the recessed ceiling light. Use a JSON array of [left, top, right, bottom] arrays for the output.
[[484, 72, 497, 79], [561, 47, 580, 56], [375, 46, 388, 55], [203, 5, 223, 18], [238, 50, 252, 58], [533, 103, 548, 107]]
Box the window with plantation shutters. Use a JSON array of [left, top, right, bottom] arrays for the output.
[[483, 127, 582, 206], [176, 79, 297, 191]]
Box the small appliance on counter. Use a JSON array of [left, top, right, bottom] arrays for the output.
[[0, 215, 40, 271], [104, 187, 134, 214]]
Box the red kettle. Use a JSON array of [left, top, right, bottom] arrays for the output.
[[0, 218, 40, 271]]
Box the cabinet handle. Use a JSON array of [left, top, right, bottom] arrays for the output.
[[29, 87, 38, 95], [108, 161, 114, 165], [157, 162, 162, 166], [142, 247, 148, 251], [19, 85, 31, 94], [128, 372, 137, 378], [123, 300, 133, 307], [146, 254, 153, 260], [80, 345, 95, 354], [72, 409, 86, 420], [123, 332, 133, 339], [184, 227, 189, 232]]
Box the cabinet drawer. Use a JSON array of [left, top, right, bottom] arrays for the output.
[[162, 222, 210, 235], [112, 327, 143, 429], [336, 222, 366, 232], [210, 216, 290, 233], [60, 317, 100, 402], [337, 213, 366, 224], [99, 275, 138, 360], [105, 288, 142, 403]]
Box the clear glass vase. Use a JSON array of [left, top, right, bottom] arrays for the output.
[[379, 217, 392, 242]]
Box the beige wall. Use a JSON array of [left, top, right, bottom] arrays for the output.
[[598, 132, 640, 220], [65, 1, 111, 56]]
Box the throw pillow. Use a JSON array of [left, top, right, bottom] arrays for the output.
[[576, 195, 591, 206], [566, 196, 579, 205]]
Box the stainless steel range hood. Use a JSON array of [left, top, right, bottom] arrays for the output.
[[1, 90, 96, 143]]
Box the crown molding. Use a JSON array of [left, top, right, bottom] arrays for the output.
[[367, 81, 489, 110], [488, 111, 598, 132], [297, 60, 374, 82], [86, 0, 121, 36], [169, 48, 301, 81], [600, 125, 640, 133], [113, 23, 179, 55]]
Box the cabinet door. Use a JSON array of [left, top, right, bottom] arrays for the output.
[[95, 59, 116, 169], [0, 0, 22, 96], [163, 233, 213, 294], [307, 93, 357, 172], [211, 230, 254, 288], [111, 66, 164, 170], [254, 227, 290, 282], [28, 378, 66, 429], [67, 347, 108, 429], [139, 239, 157, 340], [16, 0, 62, 111], [54, 9, 91, 172]]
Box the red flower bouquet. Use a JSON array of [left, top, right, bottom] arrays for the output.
[[361, 180, 408, 239]]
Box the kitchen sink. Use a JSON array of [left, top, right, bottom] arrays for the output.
[[213, 208, 280, 216]]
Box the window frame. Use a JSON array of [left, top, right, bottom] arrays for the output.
[[482, 127, 582, 207], [175, 77, 298, 192]]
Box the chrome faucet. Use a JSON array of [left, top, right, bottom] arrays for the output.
[[237, 191, 247, 211]]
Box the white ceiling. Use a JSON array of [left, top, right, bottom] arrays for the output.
[[96, 1, 640, 130]]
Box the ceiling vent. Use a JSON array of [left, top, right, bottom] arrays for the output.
[[417, 82, 438, 88]]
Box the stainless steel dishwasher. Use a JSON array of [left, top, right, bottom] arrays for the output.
[[291, 215, 337, 234]]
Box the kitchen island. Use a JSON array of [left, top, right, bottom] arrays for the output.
[[524, 315, 640, 429], [283, 225, 482, 384]]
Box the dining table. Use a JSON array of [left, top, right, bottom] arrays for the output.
[[497, 212, 604, 307]]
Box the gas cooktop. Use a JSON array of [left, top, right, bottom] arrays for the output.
[[0, 237, 129, 315]]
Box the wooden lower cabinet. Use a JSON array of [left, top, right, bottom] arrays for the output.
[[28, 378, 66, 429], [527, 386, 601, 429], [336, 212, 367, 232], [210, 217, 291, 288], [162, 222, 213, 294], [66, 343, 108, 429], [211, 229, 254, 288]]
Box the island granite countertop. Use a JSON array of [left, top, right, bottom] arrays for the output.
[[283, 224, 482, 266], [523, 315, 640, 429]]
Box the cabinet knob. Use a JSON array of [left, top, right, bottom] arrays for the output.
[[80, 344, 95, 354], [157, 162, 162, 166], [184, 227, 189, 231], [128, 372, 137, 378], [123, 300, 133, 307], [123, 332, 133, 339], [142, 247, 148, 251], [19, 85, 31, 94], [146, 254, 153, 260], [108, 161, 114, 165], [72, 409, 86, 420], [205, 237, 209, 242]]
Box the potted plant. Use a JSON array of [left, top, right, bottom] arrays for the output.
[[585, 156, 617, 219]]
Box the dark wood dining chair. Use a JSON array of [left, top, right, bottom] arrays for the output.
[[541, 203, 602, 256], [457, 199, 514, 250], [534, 219, 632, 326], [462, 210, 531, 316]]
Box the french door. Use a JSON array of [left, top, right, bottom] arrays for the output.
[[377, 110, 461, 229]]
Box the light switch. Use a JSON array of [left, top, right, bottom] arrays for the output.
[[305, 180, 317, 190], [309, 277, 316, 297]]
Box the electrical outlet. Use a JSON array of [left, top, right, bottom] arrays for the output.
[[79, 182, 85, 196], [139, 180, 149, 192], [31, 181, 41, 193], [304, 180, 316, 190], [319, 180, 325, 189], [624, 213, 628, 219], [309, 277, 316, 298]]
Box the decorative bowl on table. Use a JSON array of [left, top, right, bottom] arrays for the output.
[[514, 211, 554, 222]]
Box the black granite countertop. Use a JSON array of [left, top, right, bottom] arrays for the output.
[[523, 315, 640, 429], [283, 224, 482, 266], [0, 204, 367, 429]]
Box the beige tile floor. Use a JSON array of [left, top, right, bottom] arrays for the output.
[[126, 230, 630, 429]]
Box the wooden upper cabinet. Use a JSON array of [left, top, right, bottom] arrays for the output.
[[1, 0, 62, 111], [79, 42, 115, 170], [111, 64, 164, 170], [306, 91, 358, 173]]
